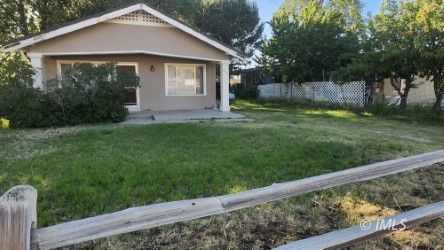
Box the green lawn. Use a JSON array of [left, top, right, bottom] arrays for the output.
[[1, 100, 443, 248]]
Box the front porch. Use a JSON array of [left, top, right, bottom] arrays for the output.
[[121, 109, 248, 125], [29, 53, 232, 112]]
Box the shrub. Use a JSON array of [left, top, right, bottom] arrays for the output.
[[0, 61, 139, 128], [0, 118, 9, 128], [231, 83, 259, 100]]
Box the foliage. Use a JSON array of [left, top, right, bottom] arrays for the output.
[[415, 0, 444, 113], [339, 0, 426, 110], [0, 82, 50, 128], [0, 117, 9, 128], [231, 83, 259, 100], [194, 0, 264, 60], [0, 51, 43, 128], [260, 0, 361, 83], [0, 63, 139, 128], [0, 51, 34, 87], [274, 0, 364, 31]]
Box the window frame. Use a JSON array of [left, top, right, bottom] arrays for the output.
[[164, 63, 207, 97], [56, 60, 141, 111]]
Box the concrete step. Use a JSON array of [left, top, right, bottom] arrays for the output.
[[127, 113, 154, 120]]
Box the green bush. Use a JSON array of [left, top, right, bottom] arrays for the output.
[[0, 61, 139, 128], [231, 83, 259, 100]]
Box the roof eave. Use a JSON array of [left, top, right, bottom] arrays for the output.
[[2, 3, 247, 61]]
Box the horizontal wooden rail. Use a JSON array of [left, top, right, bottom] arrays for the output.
[[275, 201, 444, 250], [35, 150, 444, 249]]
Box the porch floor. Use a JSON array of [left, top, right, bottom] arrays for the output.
[[121, 109, 250, 125]]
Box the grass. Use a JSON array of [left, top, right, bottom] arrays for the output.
[[1, 100, 443, 248]]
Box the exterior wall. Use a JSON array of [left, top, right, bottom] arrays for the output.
[[27, 22, 229, 61], [43, 54, 217, 111], [383, 78, 436, 105]]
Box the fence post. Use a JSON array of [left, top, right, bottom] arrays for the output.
[[0, 185, 38, 250]]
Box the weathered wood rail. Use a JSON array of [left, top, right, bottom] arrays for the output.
[[276, 201, 444, 250], [1, 150, 443, 249]]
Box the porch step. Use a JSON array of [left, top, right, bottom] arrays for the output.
[[127, 113, 154, 120], [152, 110, 245, 121]]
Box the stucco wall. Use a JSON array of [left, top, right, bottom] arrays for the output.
[[384, 78, 436, 105], [43, 54, 217, 111], [28, 22, 229, 61]]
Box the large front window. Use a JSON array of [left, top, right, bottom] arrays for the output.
[[166, 64, 206, 96]]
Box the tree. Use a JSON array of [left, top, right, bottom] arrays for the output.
[[0, 51, 34, 87], [260, 0, 362, 83], [274, 0, 364, 31], [352, 0, 422, 110], [416, 0, 444, 113], [194, 0, 263, 59], [0, 0, 37, 43]]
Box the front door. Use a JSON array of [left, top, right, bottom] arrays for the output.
[[117, 64, 140, 112]]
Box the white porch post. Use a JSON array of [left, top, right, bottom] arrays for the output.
[[219, 60, 231, 112], [28, 53, 44, 89]]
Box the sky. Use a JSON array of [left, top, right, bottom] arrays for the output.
[[254, 0, 382, 38]]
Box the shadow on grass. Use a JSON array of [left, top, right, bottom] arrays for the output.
[[232, 99, 444, 125]]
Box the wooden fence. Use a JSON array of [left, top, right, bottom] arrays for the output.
[[1, 150, 444, 250]]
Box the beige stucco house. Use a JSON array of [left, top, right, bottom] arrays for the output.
[[3, 3, 246, 112]]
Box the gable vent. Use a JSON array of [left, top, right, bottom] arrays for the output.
[[108, 10, 171, 27]]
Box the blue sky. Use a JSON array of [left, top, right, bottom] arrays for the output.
[[254, 0, 382, 38]]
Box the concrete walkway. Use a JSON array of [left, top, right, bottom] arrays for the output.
[[121, 109, 251, 125]]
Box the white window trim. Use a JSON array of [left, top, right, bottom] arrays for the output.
[[164, 63, 207, 97], [56, 60, 141, 111]]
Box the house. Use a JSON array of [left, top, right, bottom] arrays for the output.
[[2, 2, 246, 112]]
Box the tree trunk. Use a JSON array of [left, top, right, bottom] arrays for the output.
[[432, 77, 443, 114], [400, 78, 413, 111], [399, 95, 408, 110], [433, 94, 442, 114]]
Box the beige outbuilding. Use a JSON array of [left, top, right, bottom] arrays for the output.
[[3, 2, 246, 112]]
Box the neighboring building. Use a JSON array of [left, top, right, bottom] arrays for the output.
[[2, 2, 245, 112], [382, 78, 439, 106]]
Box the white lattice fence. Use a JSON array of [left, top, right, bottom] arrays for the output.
[[258, 81, 366, 107]]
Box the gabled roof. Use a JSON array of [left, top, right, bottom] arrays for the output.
[[2, 2, 246, 60]]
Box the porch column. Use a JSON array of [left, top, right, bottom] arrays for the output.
[[219, 60, 231, 112], [28, 53, 44, 89]]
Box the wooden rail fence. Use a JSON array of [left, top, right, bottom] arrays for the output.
[[1, 150, 443, 250]]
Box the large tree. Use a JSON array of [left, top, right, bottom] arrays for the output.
[[194, 0, 263, 59], [369, 0, 424, 109], [416, 0, 444, 113], [274, 0, 364, 31], [260, 0, 362, 83]]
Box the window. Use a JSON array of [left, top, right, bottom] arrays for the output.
[[166, 64, 206, 96], [60, 63, 73, 84]]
